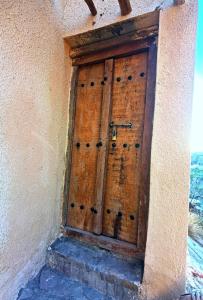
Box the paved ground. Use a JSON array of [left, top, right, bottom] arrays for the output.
[[46, 237, 142, 300], [18, 237, 142, 300], [17, 267, 113, 300]]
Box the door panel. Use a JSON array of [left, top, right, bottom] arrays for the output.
[[102, 52, 148, 244], [67, 62, 105, 232], [67, 50, 150, 248], [93, 59, 114, 234]]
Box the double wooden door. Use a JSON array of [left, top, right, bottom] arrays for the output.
[[66, 50, 153, 249]]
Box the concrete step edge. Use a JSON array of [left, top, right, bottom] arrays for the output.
[[46, 248, 140, 292]]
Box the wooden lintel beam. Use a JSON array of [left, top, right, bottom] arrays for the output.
[[118, 0, 132, 16], [174, 0, 185, 5], [84, 0, 97, 16]]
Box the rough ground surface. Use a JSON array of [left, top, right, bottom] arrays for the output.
[[188, 153, 203, 293], [18, 237, 142, 300], [17, 266, 113, 300], [187, 237, 203, 293], [46, 237, 142, 300]]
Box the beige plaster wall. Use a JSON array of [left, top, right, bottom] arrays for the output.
[[52, 0, 174, 35], [142, 2, 198, 299], [0, 1, 70, 299], [0, 0, 197, 299]]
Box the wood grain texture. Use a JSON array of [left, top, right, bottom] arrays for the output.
[[84, 0, 97, 16], [64, 226, 144, 259], [118, 0, 132, 16], [65, 40, 157, 254], [137, 41, 157, 249], [102, 52, 148, 244], [65, 11, 159, 49], [67, 62, 105, 232], [94, 59, 114, 234], [63, 66, 78, 226], [72, 39, 152, 66], [70, 26, 158, 59]]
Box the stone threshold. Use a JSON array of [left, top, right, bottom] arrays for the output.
[[46, 236, 143, 300], [18, 266, 112, 300]]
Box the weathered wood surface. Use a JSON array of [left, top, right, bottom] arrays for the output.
[[65, 11, 159, 49], [94, 59, 114, 234], [102, 52, 148, 244], [72, 38, 153, 66], [137, 41, 157, 249], [118, 0, 132, 16], [67, 62, 105, 232], [65, 40, 156, 255], [70, 25, 158, 60], [64, 226, 144, 259], [84, 0, 97, 16], [63, 66, 78, 226]]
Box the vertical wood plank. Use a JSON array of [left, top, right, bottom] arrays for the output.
[[137, 39, 157, 249], [118, 0, 132, 16], [84, 0, 97, 16], [67, 63, 105, 232], [102, 52, 148, 244], [63, 66, 78, 226], [93, 59, 114, 234]]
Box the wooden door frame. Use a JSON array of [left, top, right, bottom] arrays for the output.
[[62, 12, 159, 259]]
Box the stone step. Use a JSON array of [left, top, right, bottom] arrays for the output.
[[18, 266, 112, 300], [46, 237, 143, 300]]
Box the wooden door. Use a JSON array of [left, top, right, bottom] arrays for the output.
[[66, 48, 155, 251], [67, 62, 105, 233], [102, 53, 147, 245]]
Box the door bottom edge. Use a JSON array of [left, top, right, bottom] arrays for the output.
[[63, 225, 145, 260]]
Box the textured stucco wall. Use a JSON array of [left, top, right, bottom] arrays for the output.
[[52, 0, 174, 35], [0, 0, 197, 299], [0, 1, 70, 299], [142, 2, 198, 299]]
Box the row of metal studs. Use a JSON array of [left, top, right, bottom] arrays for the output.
[[70, 203, 97, 213], [111, 143, 140, 148], [76, 142, 102, 148], [106, 210, 135, 220], [70, 203, 135, 220], [80, 72, 145, 87], [80, 77, 107, 87], [75, 142, 140, 148], [116, 72, 145, 82]]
